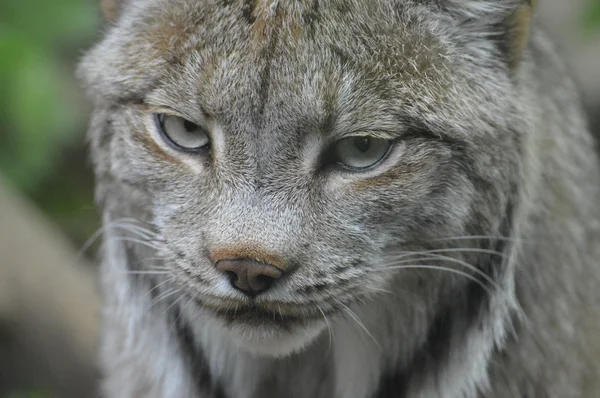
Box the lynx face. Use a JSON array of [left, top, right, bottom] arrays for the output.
[[81, 0, 525, 357]]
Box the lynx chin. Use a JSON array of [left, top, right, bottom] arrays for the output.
[[79, 0, 600, 396]]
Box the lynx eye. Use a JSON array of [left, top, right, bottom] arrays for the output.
[[155, 114, 210, 152], [332, 136, 392, 170]]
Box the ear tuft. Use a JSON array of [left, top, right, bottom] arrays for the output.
[[505, 0, 537, 69], [101, 0, 123, 23]]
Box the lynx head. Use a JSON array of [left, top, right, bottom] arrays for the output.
[[80, 0, 535, 357]]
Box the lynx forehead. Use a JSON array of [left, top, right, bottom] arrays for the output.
[[86, 0, 464, 121], [80, 0, 600, 397]]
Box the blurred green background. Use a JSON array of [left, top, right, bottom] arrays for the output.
[[0, 0, 599, 397], [0, 0, 101, 250], [586, 1, 600, 31], [1, 1, 102, 397]]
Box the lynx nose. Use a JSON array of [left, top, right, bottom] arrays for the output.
[[215, 259, 283, 296]]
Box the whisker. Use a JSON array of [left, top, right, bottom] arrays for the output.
[[173, 296, 195, 326], [160, 294, 187, 320], [150, 288, 180, 309], [380, 264, 494, 295], [143, 256, 167, 261], [134, 258, 169, 271], [277, 304, 284, 322], [76, 221, 134, 260], [392, 247, 508, 260], [106, 217, 161, 233], [146, 265, 170, 271], [136, 257, 171, 271], [76, 217, 164, 260], [431, 235, 523, 243], [117, 217, 160, 231], [317, 304, 333, 358], [337, 302, 382, 351], [122, 270, 170, 275], [366, 287, 396, 296], [106, 221, 162, 240], [107, 237, 163, 251], [145, 276, 176, 298], [381, 253, 499, 290], [80, 218, 160, 249]]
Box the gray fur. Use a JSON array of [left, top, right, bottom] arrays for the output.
[[79, 0, 600, 397]]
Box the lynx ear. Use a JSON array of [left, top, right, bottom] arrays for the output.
[[445, 0, 538, 69], [101, 0, 124, 23]]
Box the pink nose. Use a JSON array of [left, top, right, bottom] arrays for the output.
[[215, 259, 283, 296]]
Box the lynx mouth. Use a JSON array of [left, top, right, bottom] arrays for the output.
[[209, 306, 302, 328], [191, 297, 329, 356], [190, 292, 329, 325]]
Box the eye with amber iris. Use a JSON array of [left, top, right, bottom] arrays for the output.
[[155, 114, 210, 152], [330, 136, 393, 170]]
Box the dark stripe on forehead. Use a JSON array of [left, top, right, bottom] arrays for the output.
[[255, 4, 281, 125], [303, 0, 320, 36], [242, 0, 257, 24]]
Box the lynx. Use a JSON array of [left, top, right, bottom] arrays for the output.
[[79, 0, 600, 396]]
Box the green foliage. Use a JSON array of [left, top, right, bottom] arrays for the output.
[[584, 0, 600, 31], [0, 0, 98, 191], [4, 391, 53, 398], [0, 0, 101, 245]]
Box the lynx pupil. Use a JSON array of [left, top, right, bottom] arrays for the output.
[[354, 137, 371, 153], [184, 120, 198, 132]]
